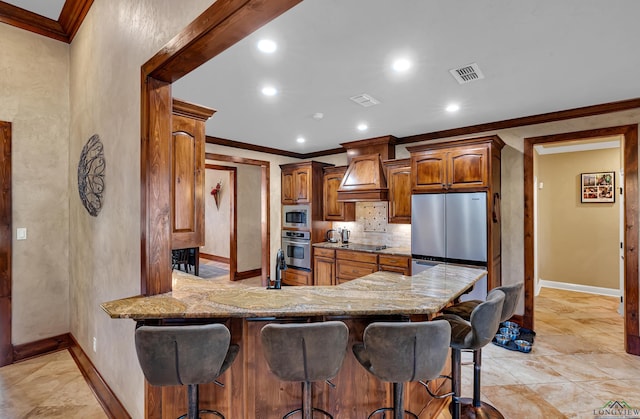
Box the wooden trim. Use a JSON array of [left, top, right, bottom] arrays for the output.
[[205, 153, 270, 285], [523, 124, 639, 355], [12, 333, 71, 362], [0, 0, 93, 43], [207, 136, 304, 158], [0, 121, 11, 367], [235, 268, 262, 280], [68, 335, 131, 419], [199, 253, 230, 264], [58, 0, 94, 42], [173, 99, 215, 121]]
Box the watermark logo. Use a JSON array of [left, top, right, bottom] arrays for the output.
[[594, 400, 640, 418]]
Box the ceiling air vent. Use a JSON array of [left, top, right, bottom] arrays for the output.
[[449, 63, 485, 84], [349, 93, 380, 107]]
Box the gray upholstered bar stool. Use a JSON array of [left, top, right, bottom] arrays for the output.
[[438, 290, 505, 419], [442, 283, 523, 419], [261, 321, 349, 419], [135, 323, 239, 419], [352, 320, 452, 419]]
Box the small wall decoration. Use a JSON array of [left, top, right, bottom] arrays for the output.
[[77, 134, 106, 216], [211, 180, 223, 209], [581, 171, 615, 203]]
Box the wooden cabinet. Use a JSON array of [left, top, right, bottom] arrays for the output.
[[170, 99, 215, 250], [407, 135, 504, 292], [336, 250, 378, 284], [411, 144, 489, 193], [281, 166, 311, 204], [379, 254, 411, 275], [314, 248, 336, 286], [282, 268, 312, 286], [385, 159, 411, 224], [323, 166, 355, 221]]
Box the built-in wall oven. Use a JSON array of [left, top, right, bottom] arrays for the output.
[[282, 204, 310, 229], [281, 230, 311, 270]]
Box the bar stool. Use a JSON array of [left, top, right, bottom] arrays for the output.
[[352, 320, 452, 419], [261, 321, 349, 419], [442, 283, 523, 418], [438, 290, 505, 419], [135, 323, 239, 419]]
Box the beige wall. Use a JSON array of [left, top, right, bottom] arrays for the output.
[[203, 169, 231, 258], [67, 1, 213, 417], [0, 24, 70, 344], [537, 148, 620, 289], [236, 164, 262, 272]]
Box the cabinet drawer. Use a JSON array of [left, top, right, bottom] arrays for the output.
[[314, 247, 335, 258], [282, 268, 312, 286], [336, 250, 378, 264], [336, 260, 377, 281], [378, 265, 410, 275], [378, 255, 410, 268]]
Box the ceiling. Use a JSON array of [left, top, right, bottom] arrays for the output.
[[3, 0, 65, 20], [7, 0, 640, 154]]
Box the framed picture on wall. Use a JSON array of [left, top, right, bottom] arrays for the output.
[[581, 171, 615, 203]]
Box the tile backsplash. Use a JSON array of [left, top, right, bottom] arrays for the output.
[[333, 202, 411, 248]]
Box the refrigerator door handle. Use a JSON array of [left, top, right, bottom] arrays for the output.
[[492, 192, 501, 223]]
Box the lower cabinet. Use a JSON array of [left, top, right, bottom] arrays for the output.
[[282, 268, 312, 286], [378, 254, 411, 275], [314, 248, 336, 285], [336, 250, 378, 284]]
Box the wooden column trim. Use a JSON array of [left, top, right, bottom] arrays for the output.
[[0, 121, 11, 367]]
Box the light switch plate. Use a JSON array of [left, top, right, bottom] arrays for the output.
[[16, 228, 27, 240]]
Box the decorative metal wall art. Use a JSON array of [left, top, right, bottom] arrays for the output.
[[77, 134, 105, 216]]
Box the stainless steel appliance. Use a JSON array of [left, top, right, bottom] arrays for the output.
[[282, 204, 310, 229], [411, 192, 488, 300], [326, 229, 339, 243], [281, 230, 311, 270], [341, 228, 350, 243]]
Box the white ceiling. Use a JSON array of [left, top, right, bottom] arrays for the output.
[[4, 0, 65, 20], [8, 0, 640, 154]]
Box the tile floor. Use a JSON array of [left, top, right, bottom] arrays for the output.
[[1, 287, 638, 418]]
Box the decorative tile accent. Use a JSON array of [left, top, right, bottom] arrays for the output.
[[361, 202, 388, 232]]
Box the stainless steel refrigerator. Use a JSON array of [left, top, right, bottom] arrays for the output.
[[411, 192, 488, 301]]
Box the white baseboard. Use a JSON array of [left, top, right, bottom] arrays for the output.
[[539, 279, 621, 297]]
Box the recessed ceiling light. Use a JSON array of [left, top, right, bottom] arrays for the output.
[[257, 39, 277, 53], [392, 58, 412, 72], [296, 137, 306, 143], [261, 86, 277, 96], [357, 123, 368, 131], [446, 103, 460, 113]]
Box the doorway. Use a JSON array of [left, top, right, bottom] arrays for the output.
[[524, 124, 639, 355], [0, 121, 12, 366]]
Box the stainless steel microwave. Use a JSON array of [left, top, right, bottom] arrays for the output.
[[282, 204, 310, 229]]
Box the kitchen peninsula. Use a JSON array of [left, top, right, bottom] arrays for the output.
[[102, 264, 486, 418]]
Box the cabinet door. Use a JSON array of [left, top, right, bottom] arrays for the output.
[[294, 168, 311, 203], [412, 150, 448, 192], [314, 257, 335, 286], [282, 268, 312, 286], [171, 114, 204, 249], [281, 170, 295, 204], [387, 165, 411, 223], [448, 145, 489, 190], [336, 260, 377, 281], [324, 171, 344, 220]]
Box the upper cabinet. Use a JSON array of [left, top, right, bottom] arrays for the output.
[[171, 99, 215, 250], [408, 138, 500, 193], [323, 166, 355, 221], [281, 165, 311, 204], [384, 159, 411, 224]]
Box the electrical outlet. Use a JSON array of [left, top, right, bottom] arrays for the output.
[[17, 227, 27, 240], [92, 337, 97, 353]]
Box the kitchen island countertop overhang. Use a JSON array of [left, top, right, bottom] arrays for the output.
[[101, 263, 486, 320]]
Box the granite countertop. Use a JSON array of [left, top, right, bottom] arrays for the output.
[[100, 264, 486, 320], [313, 241, 411, 257]]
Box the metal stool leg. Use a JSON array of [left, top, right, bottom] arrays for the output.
[[450, 348, 462, 419], [282, 381, 333, 419], [458, 348, 504, 419]]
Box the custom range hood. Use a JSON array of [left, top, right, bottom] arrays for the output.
[[337, 136, 396, 202]]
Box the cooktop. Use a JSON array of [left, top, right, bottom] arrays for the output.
[[340, 243, 388, 251]]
